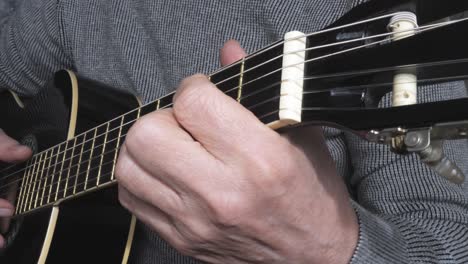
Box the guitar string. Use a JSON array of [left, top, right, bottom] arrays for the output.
[[0, 34, 390, 178], [211, 19, 458, 89], [11, 72, 468, 212], [1, 12, 464, 210], [0, 13, 462, 183], [2, 14, 457, 176], [210, 12, 457, 82], [2, 61, 467, 193], [13, 16, 468, 214], [303, 57, 468, 83], [20, 90, 468, 214], [303, 73, 468, 94], [228, 19, 460, 93], [210, 12, 400, 77], [2, 52, 468, 190], [0, 17, 458, 179], [3, 89, 285, 194], [5, 66, 468, 203], [0, 17, 466, 194], [17, 103, 292, 213], [20, 85, 458, 213], [2, 22, 451, 186]]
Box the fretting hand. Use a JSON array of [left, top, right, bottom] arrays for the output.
[[0, 129, 32, 248], [116, 40, 359, 264]]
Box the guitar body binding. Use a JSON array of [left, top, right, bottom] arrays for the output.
[[0, 71, 139, 263]]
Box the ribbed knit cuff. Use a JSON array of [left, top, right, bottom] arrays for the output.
[[349, 200, 409, 264]]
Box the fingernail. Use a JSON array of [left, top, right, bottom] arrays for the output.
[[0, 208, 13, 217]]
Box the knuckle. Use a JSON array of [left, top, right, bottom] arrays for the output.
[[208, 192, 249, 226], [194, 225, 217, 243], [125, 110, 173, 151], [126, 117, 153, 149], [265, 140, 296, 174], [245, 140, 297, 193], [184, 219, 217, 244], [117, 187, 131, 209], [173, 75, 212, 121], [114, 153, 128, 182]]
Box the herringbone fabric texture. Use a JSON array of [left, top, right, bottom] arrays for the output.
[[0, 1, 467, 263]]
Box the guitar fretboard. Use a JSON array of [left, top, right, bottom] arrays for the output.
[[11, 41, 287, 215]]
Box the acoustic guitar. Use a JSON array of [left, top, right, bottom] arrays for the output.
[[1, 1, 468, 263]]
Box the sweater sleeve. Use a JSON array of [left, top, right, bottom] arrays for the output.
[[0, 0, 72, 97], [347, 81, 468, 263]]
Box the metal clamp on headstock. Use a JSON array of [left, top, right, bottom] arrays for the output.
[[364, 12, 466, 184], [366, 121, 468, 184]]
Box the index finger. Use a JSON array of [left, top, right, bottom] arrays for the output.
[[172, 75, 281, 162]]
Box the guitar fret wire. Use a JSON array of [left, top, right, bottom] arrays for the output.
[[7, 120, 135, 183], [96, 122, 110, 186], [1, 97, 163, 180], [111, 116, 125, 181], [237, 58, 245, 103], [15, 159, 31, 214], [84, 128, 98, 190], [0, 18, 456, 183], [21, 159, 35, 213], [22, 171, 115, 214], [40, 148, 54, 206], [35, 150, 48, 207], [30, 152, 45, 210], [9, 80, 468, 214], [3, 128, 131, 194], [4, 90, 284, 201], [48, 144, 61, 204], [74, 133, 87, 194], [21, 158, 118, 211], [18, 135, 127, 203], [19, 105, 288, 214], [55, 140, 69, 201], [21, 155, 37, 212], [19, 108, 303, 214], [63, 137, 78, 198], [2, 97, 174, 189], [3, 69, 468, 197]]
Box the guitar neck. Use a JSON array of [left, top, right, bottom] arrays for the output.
[[13, 11, 468, 215], [13, 33, 307, 216]]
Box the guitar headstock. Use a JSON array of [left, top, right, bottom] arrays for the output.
[[297, 7, 468, 184]]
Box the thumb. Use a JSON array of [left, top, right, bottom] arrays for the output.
[[220, 40, 247, 66], [0, 129, 32, 163]]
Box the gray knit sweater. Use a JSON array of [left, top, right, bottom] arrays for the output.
[[1, 0, 468, 263]]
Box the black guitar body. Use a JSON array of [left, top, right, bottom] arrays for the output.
[[0, 71, 139, 263]]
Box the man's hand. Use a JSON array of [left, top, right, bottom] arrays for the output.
[[116, 41, 358, 264], [0, 129, 32, 248]]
